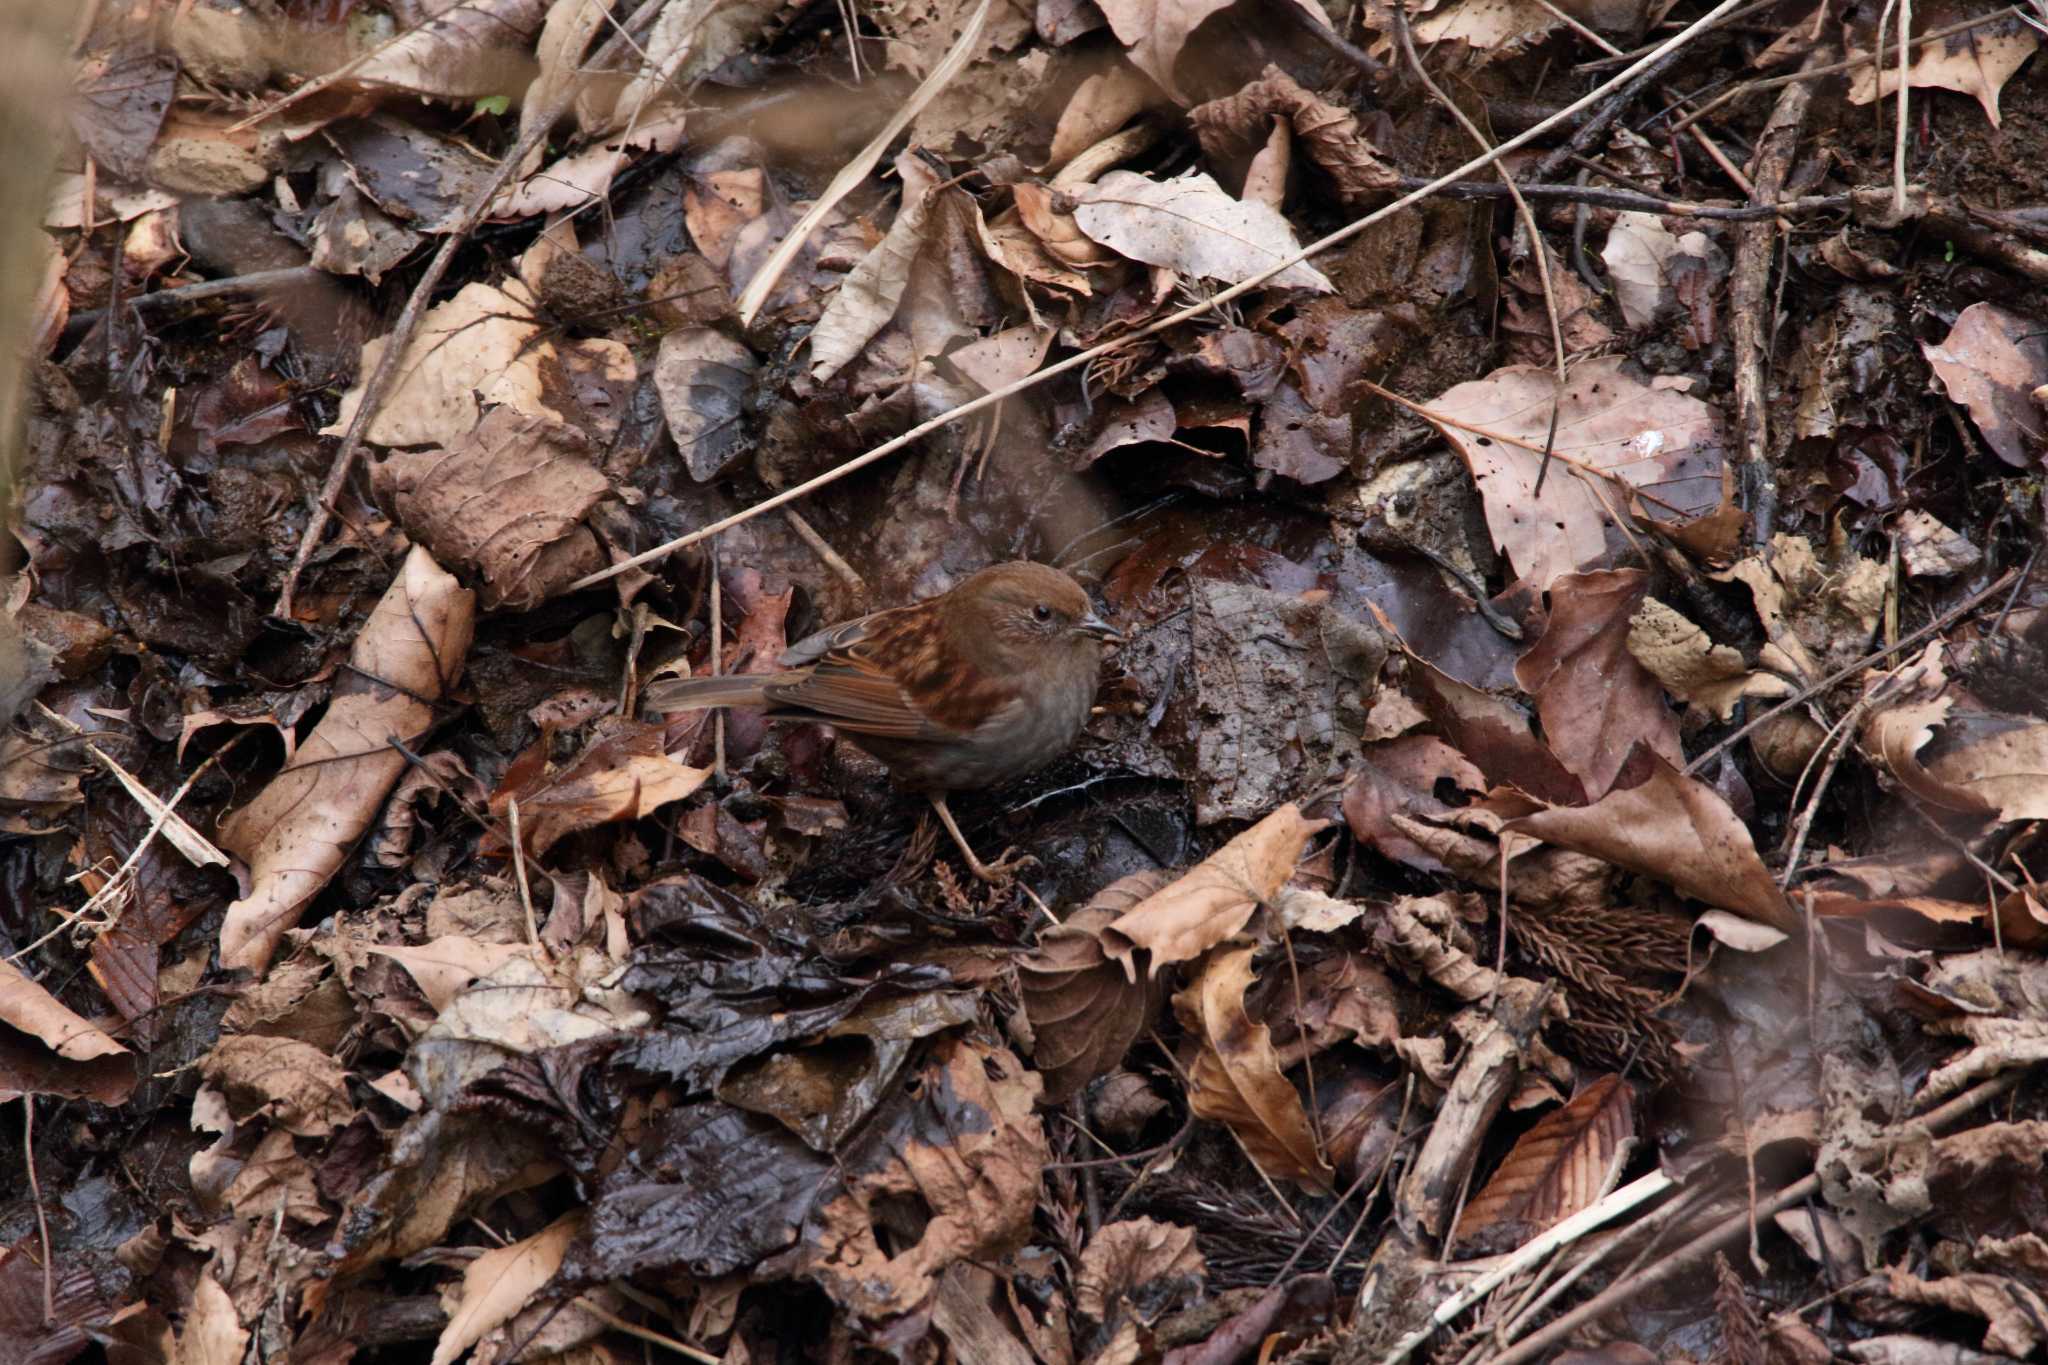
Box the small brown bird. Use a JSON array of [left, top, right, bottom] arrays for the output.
[[645, 561, 1122, 881]]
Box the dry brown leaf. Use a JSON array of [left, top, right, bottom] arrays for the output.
[[1514, 569, 1682, 798], [488, 721, 711, 860], [1600, 212, 1726, 331], [1074, 1218, 1205, 1322], [374, 408, 612, 611], [1048, 63, 1164, 168], [1019, 872, 1170, 1105], [0, 959, 126, 1063], [1093, 0, 1333, 99], [324, 280, 636, 450], [1450, 1073, 1634, 1254], [1424, 358, 1727, 595], [1846, 1, 2040, 127], [1175, 945, 1334, 1189], [1189, 66, 1399, 203], [1014, 182, 1119, 268], [368, 937, 535, 1015], [431, 1213, 581, 1365], [1101, 803, 1325, 976], [1070, 170, 1334, 292], [1505, 757, 1797, 932], [1716, 536, 1887, 683], [1920, 302, 2048, 468], [1919, 716, 2048, 821], [973, 201, 1095, 294], [220, 548, 476, 974], [812, 153, 941, 381], [200, 1034, 353, 1138], [1342, 736, 1487, 875], [1626, 597, 1792, 721], [1883, 1267, 2048, 1357], [172, 1274, 249, 1365], [349, 0, 549, 102]]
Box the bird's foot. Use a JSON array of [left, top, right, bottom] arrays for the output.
[[961, 845, 1037, 887]]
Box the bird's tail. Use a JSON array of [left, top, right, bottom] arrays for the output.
[[643, 674, 778, 712]]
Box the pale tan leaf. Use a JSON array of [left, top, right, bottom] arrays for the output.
[[1846, 4, 2040, 127], [1102, 804, 1325, 975], [1424, 358, 1727, 594], [431, 1213, 582, 1365], [220, 547, 476, 973], [1070, 170, 1334, 292], [200, 1034, 354, 1137], [368, 938, 536, 1015], [811, 155, 941, 381], [353, 0, 550, 102], [1627, 597, 1792, 721], [1452, 1074, 1634, 1254], [1048, 62, 1164, 169], [1093, 0, 1332, 100], [173, 1273, 249, 1365], [1600, 212, 1726, 331]]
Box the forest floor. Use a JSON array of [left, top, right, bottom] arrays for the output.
[[7, 0, 2048, 1362]]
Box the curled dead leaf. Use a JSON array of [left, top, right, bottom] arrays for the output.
[[1174, 944, 1334, 1190]]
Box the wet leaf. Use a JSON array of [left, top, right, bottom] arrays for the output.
[[71, 44, 177, 181]]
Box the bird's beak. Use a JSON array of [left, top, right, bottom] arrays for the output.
[[1077, 611, 1124, 645]]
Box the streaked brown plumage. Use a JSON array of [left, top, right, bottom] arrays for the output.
[[645, 561, 1121, 881]]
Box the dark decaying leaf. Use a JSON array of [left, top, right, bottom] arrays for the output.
[[71, 44, 177, 181], [326, 116, 499, 234], [716, 989, 981, 1149], [654, 326, 759, 481], [1019, 871, 1170, 1105], [1450, 1073, 1634, 1255]]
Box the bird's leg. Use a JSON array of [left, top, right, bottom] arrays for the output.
[[925, 792, 1035, 885]]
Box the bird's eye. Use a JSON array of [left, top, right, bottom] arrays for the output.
[[1033, 604, 1052, 621]]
